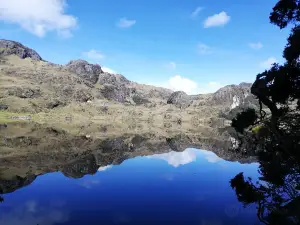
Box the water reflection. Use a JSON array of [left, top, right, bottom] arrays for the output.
[[0, 123, 260, 224]]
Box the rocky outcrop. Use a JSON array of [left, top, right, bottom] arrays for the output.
[[100, 84, 131, 103], [0, 39, 42, 60], [211, 83, 252, 108], [167, 91, 193, 108], [66, 60, 103, 84], [7, 87, 41, 98]]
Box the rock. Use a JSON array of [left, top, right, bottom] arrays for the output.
[[66, 60, 103, 84], [98, 72, 130, 86], [46, 99, 65, 109], [0, 124, 7, 129], [211, 83, 256, 109], [0, 104, 8, 110], [132, 94, 150, 105], [100, 84, 130, 103], [0, 39, 42, 60], [74, 89, 93, 102], [8, 87, 40, 98], [167, 91, 192, 109]]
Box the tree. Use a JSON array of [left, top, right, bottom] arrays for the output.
[[230, 1, 300, 224]]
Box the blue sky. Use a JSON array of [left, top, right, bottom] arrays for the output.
[[0, 0, 289, 94]]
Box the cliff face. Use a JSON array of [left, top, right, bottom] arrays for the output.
[[0, 39, 258, 123]]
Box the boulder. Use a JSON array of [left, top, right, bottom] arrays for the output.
[[0, 39, 42, 60], [66, 60, 103, 84], [167, 91, 192, 109]]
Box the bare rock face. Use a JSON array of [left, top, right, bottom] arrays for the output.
[[66, 60, 103, 84], [100, 84, 131, 103], [7, 87, 41, 98], [211, 83, 258, 109], [0, 39, 42, 60], [167, 91, 193, 108], [98, 72, 130, 86]]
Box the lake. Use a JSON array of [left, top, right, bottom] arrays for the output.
[[0, 141, 261, 225]]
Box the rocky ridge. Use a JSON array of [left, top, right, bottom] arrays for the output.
[[0, 39, 259, 126]]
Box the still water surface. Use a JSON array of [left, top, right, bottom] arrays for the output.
[[0, 148, 260, 225]]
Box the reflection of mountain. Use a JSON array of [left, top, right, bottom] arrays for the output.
[[0, 123, 255, 195]]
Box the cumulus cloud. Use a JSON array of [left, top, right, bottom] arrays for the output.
[[117, 18, 136, 28], [150, 76, 223, 95], [249, 42, 263, 50], [167, 75, 198, 94], [260, 57, 277, 69], [148, 149, 197, 167], [190, 7, 203, 19], [102, 67, 117, 74], [197, 43, 212, 54], [83, 49, 105, 60], [204, 11, 230, 28], [0, 0, 77, 37]]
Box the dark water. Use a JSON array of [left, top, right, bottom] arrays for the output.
[[0, 148, 260, 225]]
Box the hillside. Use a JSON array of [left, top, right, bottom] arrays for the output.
[[0, 39, 258, 128]]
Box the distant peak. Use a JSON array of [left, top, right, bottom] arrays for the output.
[[0, 39, 42, 61]]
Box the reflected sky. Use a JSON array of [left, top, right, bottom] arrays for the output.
[[0, 148, 260, 225]]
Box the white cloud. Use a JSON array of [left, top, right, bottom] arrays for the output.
[[83, 49, 105, 60], [197, 43, 212, 54], [168, 75, 198, 94], [0, 0, 77, 37], [98, 165, 113, 171], [166, 61, 176, 69], [249, 42, 263, 50], [260, 57, 277, 69], [190, 7, 203, 18], [204, 11, 230, 28], [148, 149, 197, 167], [102, 67, 117, 74], [117, 17, 136, 28], [149, 77, 223, 95]]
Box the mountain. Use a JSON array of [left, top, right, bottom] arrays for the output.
[[0, 39, 258, 127]]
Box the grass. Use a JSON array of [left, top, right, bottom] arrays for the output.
[[0, 111, 38, 123]]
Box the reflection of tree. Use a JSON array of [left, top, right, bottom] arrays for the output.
[[230, 1, 300, 224], [0, 195, 3, 203]]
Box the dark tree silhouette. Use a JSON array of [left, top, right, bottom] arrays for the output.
[[230, 1, 300, 224]]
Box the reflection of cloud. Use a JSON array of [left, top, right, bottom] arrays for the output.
[[98, 165, 112, 172], [149, 149, 197, 167], [80, 179, 100, 189], [201, 151, 222, 163], [26, 200, 37, 212], [0, 200, 69, 225]]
